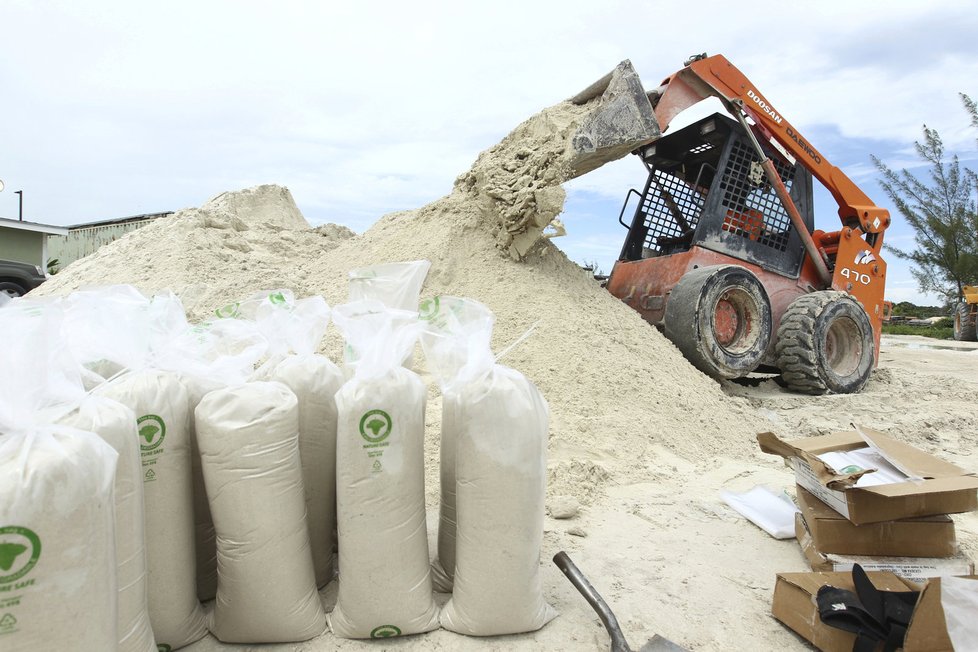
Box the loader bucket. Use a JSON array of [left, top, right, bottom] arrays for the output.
[[567, 59, 661, 178]]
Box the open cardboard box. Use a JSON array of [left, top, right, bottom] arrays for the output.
[[758, 427, 978, 524], [795, 511, 974, 582], [796, 485, 958, 558], [772, 571, 976, 651]]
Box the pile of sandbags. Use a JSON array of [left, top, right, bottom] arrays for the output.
[[0, 260, 557, 649]]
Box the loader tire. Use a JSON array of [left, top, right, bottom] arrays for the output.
[[776, 291, 874, 395], [664, 265, 771, 380], [953, 302, 977, 341]]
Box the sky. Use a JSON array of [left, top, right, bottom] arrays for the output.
[[2, 0, 977, 305]]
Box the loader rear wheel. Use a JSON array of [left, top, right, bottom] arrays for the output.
[[953, 302, 977, 341], [776, 291, 874, 395], [664, 265, 772, 380]]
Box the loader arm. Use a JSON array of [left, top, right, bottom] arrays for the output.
[[649, 54, 890, 245]]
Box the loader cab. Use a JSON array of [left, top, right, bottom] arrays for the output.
[[618, 113, 814, 279]]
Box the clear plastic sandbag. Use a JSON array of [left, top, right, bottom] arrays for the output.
[[195, 381, 326, 643], [420, 296, 557, 636], [0, 302, 120, 651], [328, 300, 439, 639], [418, 296, 495, 592]]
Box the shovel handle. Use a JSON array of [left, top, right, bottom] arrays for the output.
[[554, 551, 633, 652]]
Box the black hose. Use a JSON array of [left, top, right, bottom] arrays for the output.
[[553, 551, 632, 652]]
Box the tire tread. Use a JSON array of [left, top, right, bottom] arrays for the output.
[[776, 291, 849, 395]]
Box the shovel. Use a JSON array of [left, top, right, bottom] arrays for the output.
[[553, 551, 687, 652]]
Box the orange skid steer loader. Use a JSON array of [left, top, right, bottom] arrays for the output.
[[598, 54, 889, 394]]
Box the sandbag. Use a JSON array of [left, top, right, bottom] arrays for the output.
[[97, 369, 209, 650], [269, 353, 343, 586], [329, 300, 438, 639], [329, 366, 439, 638], [439, 365, 557, 636], [60, 395, 157, 652], [418, 296, 496, 592], [181, 316, 271, 602], [0, 428, 119, 651], [191, 292, 328, 600], [195, 381, 326, 643]]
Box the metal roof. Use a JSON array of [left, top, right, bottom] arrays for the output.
[[0, 217, 69, 236], [66, 211, 173, 229]]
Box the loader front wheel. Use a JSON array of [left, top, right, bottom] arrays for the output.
[[953, 302, 977, 341], [664, 265, 771, 380], [776, 291, 874, 394]]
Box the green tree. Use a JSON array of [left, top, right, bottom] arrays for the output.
[[872, 94, 978, 304]]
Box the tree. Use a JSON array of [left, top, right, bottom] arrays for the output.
[[872, 94, 978, 304]]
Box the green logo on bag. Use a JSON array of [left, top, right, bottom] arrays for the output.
[[419, 296, 440, 320], [268, 291, 287, 305], [359, 410, 392, 443], [370, 625, 401, 638], [137, 415, 166, 451], [0, 526, 42, 585], [214, 302, 240, 318]]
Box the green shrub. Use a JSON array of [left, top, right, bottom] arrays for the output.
[[881, 324, 954, 339]]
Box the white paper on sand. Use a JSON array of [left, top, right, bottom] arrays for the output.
[[719, 486, 799, 539]]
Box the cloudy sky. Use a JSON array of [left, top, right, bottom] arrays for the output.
[[2, 1, 977, 304]]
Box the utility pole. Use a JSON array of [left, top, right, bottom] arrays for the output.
[[14, 190, 23, 221]]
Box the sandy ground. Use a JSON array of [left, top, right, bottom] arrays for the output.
[[184, 334, 978, 652]]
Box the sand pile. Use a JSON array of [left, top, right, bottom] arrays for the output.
[[38, 84, 775, 499], [36, 73, 781, 499], [41, 185, 355, 316], [39, 179, 772, 503]]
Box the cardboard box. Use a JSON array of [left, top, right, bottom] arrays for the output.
[[772, 571, 917, 652], [796, 512, 974, 582], [758, 428, 978, 524], [772, 571, 967, 652], [796, 485, 958, 557], [902, 577, 953, 652]]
